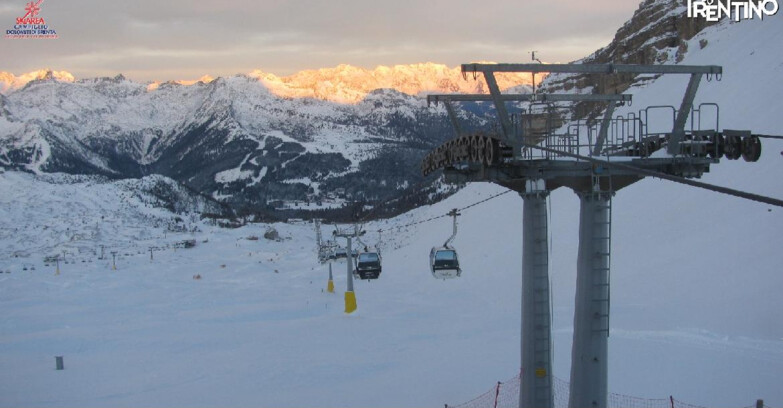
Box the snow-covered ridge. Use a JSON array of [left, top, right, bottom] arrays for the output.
[[0, 62, 534, 104], [0, 69, 75, 94], [146, 75, 216, 91], [0, 64, 489, 210]]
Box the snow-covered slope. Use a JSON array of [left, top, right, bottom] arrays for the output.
[[1, 151, 781, 408], [0, 172, 225, 262], [604, 11, 783, 339]]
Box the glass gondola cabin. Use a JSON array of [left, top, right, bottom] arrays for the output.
[[355, 251, 382, 280], [430, 247, 461, 279]]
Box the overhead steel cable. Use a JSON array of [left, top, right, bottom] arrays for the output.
[[523, 143, 783, 208], [382, 213, 450, 232], [355, 171, 510, 225], [376, 189, 513, 233], [458, 189, 513, 211], [355, 178, 436, 223]]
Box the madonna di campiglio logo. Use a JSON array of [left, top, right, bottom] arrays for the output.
[[5, 0, 58, 39]]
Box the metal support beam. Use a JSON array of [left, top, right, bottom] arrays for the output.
[[327, 262, 335, 293], [593, 103, 617, 156], [444, 100, 463, 137], [315, 219, 322, 247], [462, 63, 722, 75], [668, 73, 703, 155], [482, 71, 515, 148], [569, 185, 612, 408], [345, 236, 354, 292], [520, 179, 553, 408]]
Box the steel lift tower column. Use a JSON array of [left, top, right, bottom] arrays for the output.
[[569, 180, 612, 408], [334, 226, 365, 314], [520, 179, 553, 408]]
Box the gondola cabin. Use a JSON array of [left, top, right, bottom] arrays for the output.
[[355, 251, 382, 280], [430, 247, 461, 279]]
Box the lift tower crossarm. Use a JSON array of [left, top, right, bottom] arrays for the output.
[[427, 93, 632, 149], [460, 63, 722, 157], [461, 63, 722, 75]]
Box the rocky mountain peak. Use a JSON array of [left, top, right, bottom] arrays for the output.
[[541, 0, 716, 97], [0, 93, 7, 118], [249, 62, 534, 104]]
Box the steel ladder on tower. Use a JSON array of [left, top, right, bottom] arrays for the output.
[[531, 197, 553, 406], [590, 176, 612, 337]]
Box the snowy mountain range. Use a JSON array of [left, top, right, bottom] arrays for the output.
[[0, 64, 516, 216], [0, 63, 534, 103], [0, 0, 703, 218]]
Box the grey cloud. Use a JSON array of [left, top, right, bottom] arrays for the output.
[[2, 0, 640, 80]]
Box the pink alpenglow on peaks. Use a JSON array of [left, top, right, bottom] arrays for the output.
[[1, 64, 540, 103]]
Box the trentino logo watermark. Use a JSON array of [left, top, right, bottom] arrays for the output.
[[687, 0, 779, 22], [5, 0, 58, 39]]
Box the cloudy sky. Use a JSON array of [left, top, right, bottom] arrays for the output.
[[1, 0, 640, 81]]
